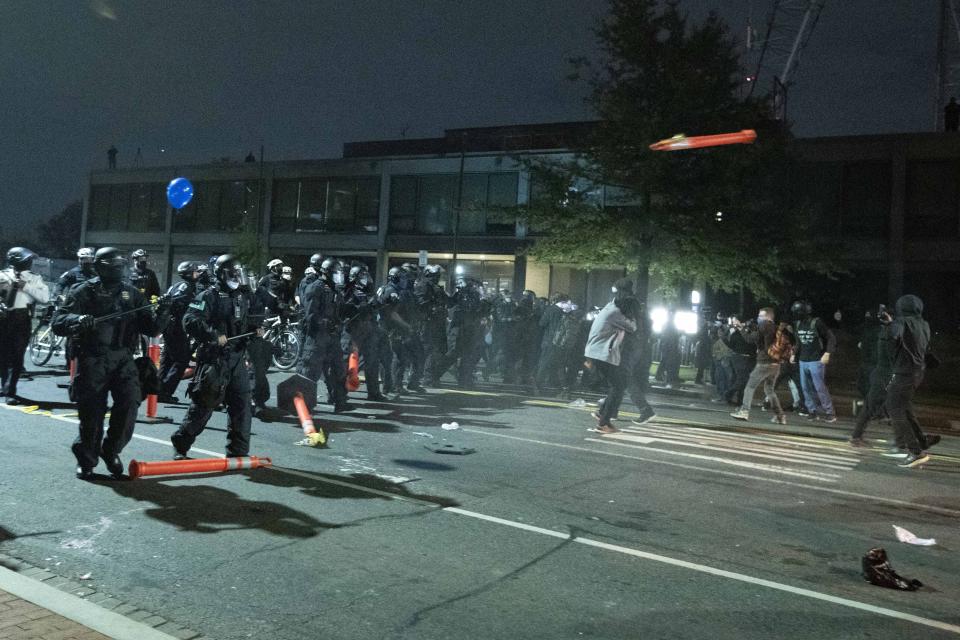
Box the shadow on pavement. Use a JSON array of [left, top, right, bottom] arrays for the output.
[[107, 479, 336, 538], [392, 459, 458, 471], [10, 396, 76, 410], [244, 467, 460, 508]]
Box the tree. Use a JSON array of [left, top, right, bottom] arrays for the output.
[[521, 0, 838, 303], [36, 200, 83, 259]]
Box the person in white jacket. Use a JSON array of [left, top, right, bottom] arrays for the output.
[[584, 294, 638, 433], [0, 247, 50, 404]]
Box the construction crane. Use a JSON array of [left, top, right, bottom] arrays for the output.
[[744, 0, 826, 120], [936, 0, 960, 130]]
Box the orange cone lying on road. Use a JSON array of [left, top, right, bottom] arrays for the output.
[[128, 456, 272, 479], [278, 374, 327, 447]]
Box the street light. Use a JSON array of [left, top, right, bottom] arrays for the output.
[[691, 290, 701, 305]]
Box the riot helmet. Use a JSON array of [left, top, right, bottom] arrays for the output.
[[304, 266, 317, 277], [6, 247, 35, 272], [282, 265, 293, 281], [214, 254, 243, 290], [266, 258, 284, 275], [177, 261, 197, 281], [309, 253, 324, 269], [424, 264, 444, 284], [197, 263, 211, 286], [320, 257, 344, 287], [77, 247, 95, 265], [95, 247, 126, 285], [131, 249, 148, 271], [790, 300, 812, 320], [388, 266, 403, 285]]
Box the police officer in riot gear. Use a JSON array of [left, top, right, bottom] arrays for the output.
[[171, 255, 259, 459], [344, 264, 386, 401], [56, 247, 97, 301], [415, 264, 451, 386], [296, 266, 318, 306], [491, 289, 518, 382], [1, 247, 51, 404], [299, 258, 353, 412], [379, 266, 426, 394], [196, 263, 212, 293], [259, 258, 293, 318], [438, 277, 486, 387], [128, 249, 161, 300], [157, 261, 200, 403], [52, 247, 169, 479]]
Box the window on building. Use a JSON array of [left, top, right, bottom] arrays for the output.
[[269, 176, 379, 233], [108, 184, 130, 230], [88, 185, 112, 231], [128, 183, 166, 232], [906, 160, 960, 238], [388, 172, 519, 235], [841, 162, 889, 238], [174, 180, 260, 233]]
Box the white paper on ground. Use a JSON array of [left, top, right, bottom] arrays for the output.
[[893, 525, 937, 546], [567, 399, 587, 408], [441, 422, 460, 430]]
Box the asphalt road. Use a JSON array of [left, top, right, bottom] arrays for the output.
[[1, 362, 958, 640]]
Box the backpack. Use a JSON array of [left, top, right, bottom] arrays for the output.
[[767, 322, 794, 362], [553, 312, 580, 349]]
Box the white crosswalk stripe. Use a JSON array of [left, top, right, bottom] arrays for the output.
[[585, 420, 862, 483]]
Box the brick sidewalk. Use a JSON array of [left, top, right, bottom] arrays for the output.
[[0, 589, 108, 640]]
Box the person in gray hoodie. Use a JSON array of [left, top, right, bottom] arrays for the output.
[[884, 294, 939, 468], [584, 294, 638, 433]]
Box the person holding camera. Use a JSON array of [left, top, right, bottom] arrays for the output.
[[0, 247, 50, 404]]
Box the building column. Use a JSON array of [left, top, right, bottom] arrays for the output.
[[513, 252, 527, 293], [888, 151, 906, 303]]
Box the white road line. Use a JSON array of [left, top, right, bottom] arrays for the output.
[[588, 438, 841, 482], [645, 421, 858, 453], [6, 404, 960, 634], [627, 421, 862, 457], [462, 428, 960, 517], [617, 428, 858, 469]]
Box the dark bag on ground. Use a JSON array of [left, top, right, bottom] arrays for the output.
[[187, 361, 228, 410], [134, 355, 160, 401], [862, 547, 922, 591]]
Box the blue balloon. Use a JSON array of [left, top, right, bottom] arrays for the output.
[[167, 177, 194, 210]]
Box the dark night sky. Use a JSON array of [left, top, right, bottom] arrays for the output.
[[0, 1, 939, 231]]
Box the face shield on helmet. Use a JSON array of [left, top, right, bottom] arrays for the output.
[[95, 248, 126, 285], [77, 247, 95, 270], [214, 254, 243, 290], [197, 264, 211, 285], [388, 266, 402, 285], [6, 247, 36, 272], [177, 261, 197, 281], [131, 249, 148, 271], [267, 258, 283, 275]]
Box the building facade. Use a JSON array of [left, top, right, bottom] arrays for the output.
[[82, 124, 960, 329]]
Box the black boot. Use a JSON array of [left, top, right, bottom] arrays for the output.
[[100, 452, 124, 479], [76, 467, 95, 480]]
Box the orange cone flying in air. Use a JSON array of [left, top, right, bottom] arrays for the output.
[[649, 129, 757, 151], [128, 456, 272, 479]]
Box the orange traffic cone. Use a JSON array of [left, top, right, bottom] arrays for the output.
[[346, 350, 360, 392], [128, 456, 272, 479]]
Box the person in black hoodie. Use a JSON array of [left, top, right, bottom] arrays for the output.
[[884, 295, 939, 468], [849, 303, 895, 448]]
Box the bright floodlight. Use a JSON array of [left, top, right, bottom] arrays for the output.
[[455, 265, 464, 275], [691, 290, 701, 305], [650, 307, 668, 334], [674, 311, 699, 335]]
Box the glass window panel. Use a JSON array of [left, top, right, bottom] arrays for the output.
[[220, 180, 254, 232], [271, 180, 299, 232], [356, 177, 380, 232], [88, 186, 111, 230], [195, 181, 222, 231], [326, 178, 357, 232], [298, 178, 327, 231], [108, 184, 130, 230], [458, 174, 487, 234], [147, 183, 166, 231], [417, 175, 456, 234], [389, 176, 418, 232], [486, 172, 518, 235]]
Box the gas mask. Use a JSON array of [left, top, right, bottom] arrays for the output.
[[332, 271, 345, 287]]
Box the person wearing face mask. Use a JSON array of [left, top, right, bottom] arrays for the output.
[[296, 266, 318, 307], [298, 258, 353, 412], [52, 247, 170, 479], [56, 248, 97, 302], [379, 266, 425, 394], [730, 307, 787, 424], [791, 300, 838, 422], [1, 247, 51, 404], [170, 254, 261, 459], [157, 261, 201, 403], [415, 264, 451, 386], [258, 258, 294, 320], [343, 264, 386, 401], [128, 249, 161, 300], [195, 263, 212, 293]]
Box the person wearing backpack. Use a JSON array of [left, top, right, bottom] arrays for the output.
[[791, 300, 838, 422], [730, 307, 787, 424]]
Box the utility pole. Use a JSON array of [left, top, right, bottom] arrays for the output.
[[450, 133, 467, 288], [936, 0, 960, 130]]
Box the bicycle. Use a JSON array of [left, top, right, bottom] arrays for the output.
[[263, 314, 302, 371], [28, 306, 65, 367]]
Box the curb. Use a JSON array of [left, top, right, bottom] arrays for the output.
[[0, 551, 207, 640]]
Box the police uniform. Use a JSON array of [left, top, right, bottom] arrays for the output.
[[439, 281, 486, 386], [299, 276, 349, 411], [52, 255, 168, 477], [129, 266, 161, 300], [415, 277, 450, 386], [158, 276, 197, 400], [0, 262, 50, 400], [171, 273, 258, 458], [343, 278, 384, 400], [380, 278, 425, 392], [56, 264, 96, 301]]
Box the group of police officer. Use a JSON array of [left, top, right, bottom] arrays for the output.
[[5, 244, 527, 480]]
